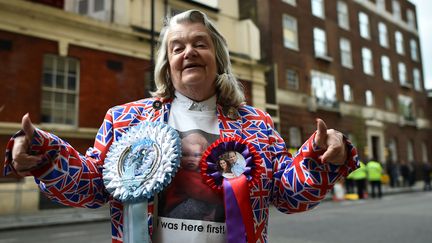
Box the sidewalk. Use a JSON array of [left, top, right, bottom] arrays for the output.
[[0, 182, 426, 231], [0, 205, 110, 231], [325, 181, 426, 201]]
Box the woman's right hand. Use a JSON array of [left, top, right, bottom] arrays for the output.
[[11, 114, 42, 176]]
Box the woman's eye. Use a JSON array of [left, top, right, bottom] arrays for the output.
[[195, 42, 207, 48], [172, 46, 184, 54]]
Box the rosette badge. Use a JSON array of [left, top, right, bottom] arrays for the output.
[[103, 121, 181, 243], [200, 137, 264, 243]]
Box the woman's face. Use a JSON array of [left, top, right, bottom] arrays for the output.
[[219, 159, 228, 171], [167, 22, 217, 101]]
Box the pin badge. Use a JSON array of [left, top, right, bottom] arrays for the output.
[[152, 100, 163, 110]]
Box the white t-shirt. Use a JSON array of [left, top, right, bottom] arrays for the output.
[[153, 92, 226, 243]]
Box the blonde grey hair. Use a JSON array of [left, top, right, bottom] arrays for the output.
[[152, 9, 245, 108]]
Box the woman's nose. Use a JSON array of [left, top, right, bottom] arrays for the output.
[[184, 45, 197, 58]]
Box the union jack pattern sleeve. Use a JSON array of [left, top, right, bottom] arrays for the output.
[[264, 113, 359, 213], [3, 111, 117, 208]]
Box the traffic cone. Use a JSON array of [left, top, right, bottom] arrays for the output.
[[332, 182, 345, 202]]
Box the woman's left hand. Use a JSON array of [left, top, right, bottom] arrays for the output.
[[313, 118, 347, 165]]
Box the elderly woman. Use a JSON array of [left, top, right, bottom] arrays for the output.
[[6, 9, 358, 243]]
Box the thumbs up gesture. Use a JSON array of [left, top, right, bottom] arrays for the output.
[[11, 114, 42, 176], [313, 118, 347, 165]]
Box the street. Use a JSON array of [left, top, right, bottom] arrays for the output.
[[0, 192, 431, 243]]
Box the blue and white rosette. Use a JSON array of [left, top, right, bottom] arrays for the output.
[[103, 121, 181, 243]]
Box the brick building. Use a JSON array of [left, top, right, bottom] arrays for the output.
[[240, 0, 431, 168], [0, 0, 265, 213]]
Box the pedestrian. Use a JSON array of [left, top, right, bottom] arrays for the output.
[[344, 171, 355, 194], [400, 159, 410, 187], [408, 161, 416, 187], [349, 161, 367, 199], [366, 159, 383, 199], [422, 162, 432, 191], [5, 10, 359, 243]]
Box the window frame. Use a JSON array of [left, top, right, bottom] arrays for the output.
[[282, 14, 299, 50], [311, 0, 325, 19], [381, 55, 392, 81], [340, 37, 353, 68], [359, 12, 370, 39], [313, 27, 328, 57], [337, 1, 349, 30], [378, 22, 389, 48], [41, 54, 80, 126], [362, 47, 374, 75], [395, 31, 405, 55]]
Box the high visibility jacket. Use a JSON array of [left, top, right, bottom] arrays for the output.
[[348, 161, 367, 180], [366, 160, 383, 181]]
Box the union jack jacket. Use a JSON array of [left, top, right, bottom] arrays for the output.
[[4, 98, 359, 243]]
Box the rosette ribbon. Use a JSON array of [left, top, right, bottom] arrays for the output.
[[200, 137, 264, 243], [103, 122, 181, 243]]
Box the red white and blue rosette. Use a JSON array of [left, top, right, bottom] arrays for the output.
[[103, 121, 181, 243], [200, 137, 264, 243]]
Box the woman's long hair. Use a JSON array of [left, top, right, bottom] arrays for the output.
[[152, 9, 245, 108]]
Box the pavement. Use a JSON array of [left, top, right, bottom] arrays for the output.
[[0, 182, 427, 231]]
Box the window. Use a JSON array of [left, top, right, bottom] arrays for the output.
[[337, 1, 349, 30], [376, 0, 386, 11], [340, 38, 352, 68], [398, 62, 407, 85], [343, 84, 353, 102], [283, 14, 299, 50], [410, 39, 418, 61], [378, 22, 389, 48], [381, 55, 392, 81], [286, 69, 299, 90], [78, 0, 88, 14], [311, 70, 337, 108], [395, 31, 404, 55], [314, 27, 327, 57], [407, 9, 416, 29], [75, 0, 110, 21], [359, 12, 370, 39], [289, 127, 302, 148], [385, 96, 394, 111], [399, 95, 414, 121], [365, 90, 374, 106], [388, 138, 398, 162], [190, 0, 218, 8], [362, 47, 373, 75], [407, 140, 414, 162], [283, 0, 296, 6], [311, 0, 325, 18], [392, 0, 401, 20], [94, 0, 104, 11], [413, 68, 422, 91], [41, 54, 79, 125]]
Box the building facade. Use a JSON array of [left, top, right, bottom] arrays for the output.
[[0, 0, 265, 214], [240, 0, 431, 169]]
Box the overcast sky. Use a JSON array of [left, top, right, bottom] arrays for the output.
[[409, 0, 432, 89]]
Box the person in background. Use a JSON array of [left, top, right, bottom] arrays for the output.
[[366, 159, 383, 199], [349, 161, 367, 199], [422, 161, 432, 191]]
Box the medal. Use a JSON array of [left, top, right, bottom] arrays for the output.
[[103, 121, 181, 243], [200, 137, 264, 243]]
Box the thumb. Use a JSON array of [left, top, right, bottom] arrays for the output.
[[314, 118, 328, 148], [22, 113, 35, 142]]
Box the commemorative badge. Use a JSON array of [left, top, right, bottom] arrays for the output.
[[103, 121, 181, 243], [200, 137, 264, 243]]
